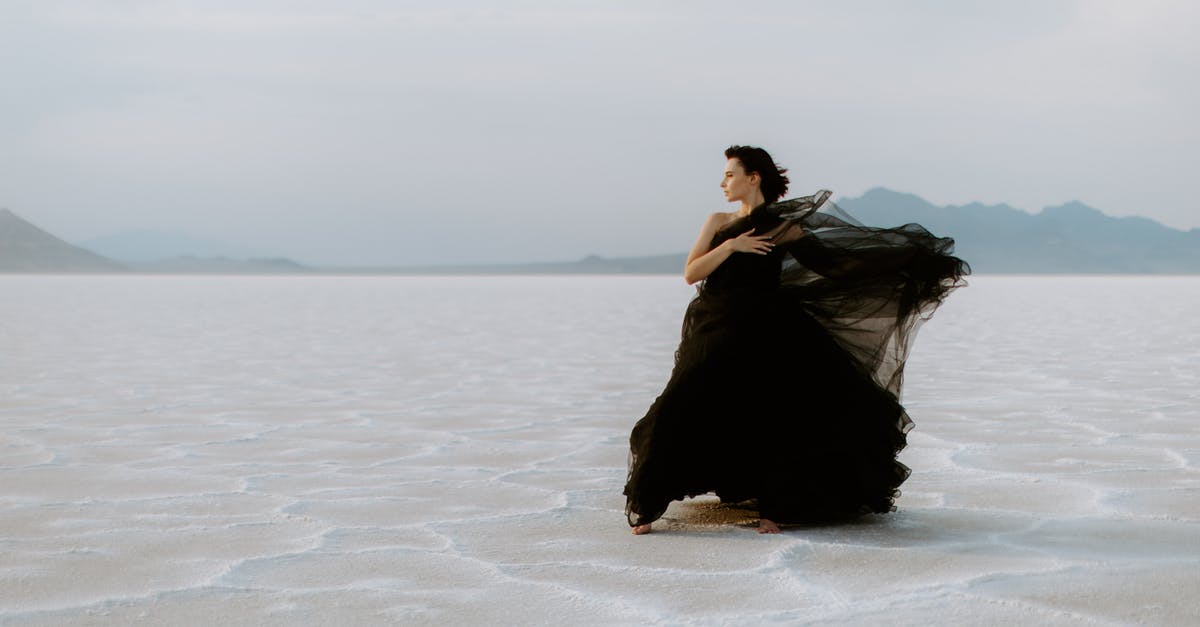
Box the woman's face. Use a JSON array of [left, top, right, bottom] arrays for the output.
[[720, 158, 760, 203]]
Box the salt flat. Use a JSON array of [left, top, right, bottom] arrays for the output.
[[1, 274, 1198, 625]]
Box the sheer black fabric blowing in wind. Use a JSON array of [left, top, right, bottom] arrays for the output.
[[624, 190, 970, 527]]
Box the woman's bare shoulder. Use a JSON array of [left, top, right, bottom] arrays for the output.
[[702, 211, 739, 228]]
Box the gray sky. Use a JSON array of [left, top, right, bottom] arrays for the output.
[[3, 1, 1197, 265]]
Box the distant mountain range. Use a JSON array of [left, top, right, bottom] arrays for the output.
[[3, 189, 1198, 274], [0, 208, 309, 273], [78, 230, 252, 262], [837, 188, 1200, 273], [0, 208, 125, 272]]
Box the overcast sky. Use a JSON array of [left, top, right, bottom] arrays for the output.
[[2, 1, 1197, 265]]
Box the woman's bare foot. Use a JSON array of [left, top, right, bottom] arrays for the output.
[[757, 518, 781, 534], [632, 523, 652, 535]]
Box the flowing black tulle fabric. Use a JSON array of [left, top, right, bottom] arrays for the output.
[[624, 190, 969, 527]]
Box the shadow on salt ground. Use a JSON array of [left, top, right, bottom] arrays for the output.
[[654, 496, 762, 531]]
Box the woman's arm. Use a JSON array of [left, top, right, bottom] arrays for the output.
[[683, 214, 774, 285], [683, 213, 729, 285]]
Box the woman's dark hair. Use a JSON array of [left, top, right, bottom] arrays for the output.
[[725, 145, 790, 204]]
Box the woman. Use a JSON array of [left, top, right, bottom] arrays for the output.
[[624, 146, 968, 535]]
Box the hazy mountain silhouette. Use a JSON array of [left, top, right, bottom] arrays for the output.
[[0, 208, 126, 272], [78, 230, 250, 262], [1, 209, 308, 273], [124, 256, 310, 273], [837, 188, 1200, 273]]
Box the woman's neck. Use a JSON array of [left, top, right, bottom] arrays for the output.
[[736, 191, 766, 216]]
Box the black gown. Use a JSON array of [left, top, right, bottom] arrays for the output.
[[623, 190, 969, 527]]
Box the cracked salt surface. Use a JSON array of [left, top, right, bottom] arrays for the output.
[[2, 274, 1198, 625]]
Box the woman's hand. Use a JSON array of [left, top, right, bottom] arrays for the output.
[[727, 228, 775, 255]]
